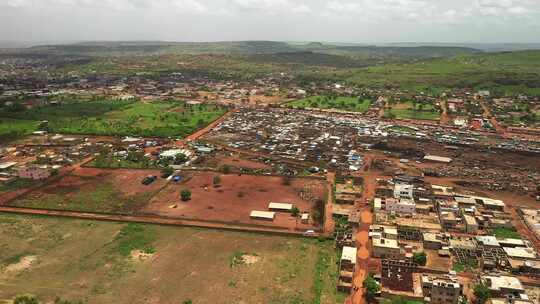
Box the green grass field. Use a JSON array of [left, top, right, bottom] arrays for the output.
[[0, 100, 226, 138], [385, 101, 440, 120], [0, 213, 345, 304], [489, 227, 521, 239], [288, 96, 372, 113], [0, 118, 40, 142]]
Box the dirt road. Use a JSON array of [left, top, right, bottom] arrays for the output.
[[347, 156, 377, 304], [324, 172, 336, 235], [479, 99, 506, 135], [183, 108, 238, 142], [0, 206, 320, 237]]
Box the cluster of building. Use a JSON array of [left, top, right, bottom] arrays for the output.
[[360, 174, 540, 303]]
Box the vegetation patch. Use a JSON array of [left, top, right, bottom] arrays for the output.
[[0, 99, 226, 138], [489, 227, 521, 239], [113, 223, 156, 256], [288, 96, 372, 113]]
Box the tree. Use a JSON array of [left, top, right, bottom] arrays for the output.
[[220, 164, 231, 174], [161, 166, 173, 177], [182, 300, 193, 304], [14, 296, 39, 304], [363, 275, 380, 301], [181, 189, 192, 201], [174, 153, 188, 165], [413, 251, 427, 266], [213, 175, 221, 186], [473, 284, 491, 304], [291, 206, 300, 217]]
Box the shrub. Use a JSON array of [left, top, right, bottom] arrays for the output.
[[413, 251, 427, 266], [181, 189, 192, 201]]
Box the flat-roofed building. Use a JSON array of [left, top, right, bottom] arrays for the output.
[[464, 214, 479, 234], [421, 274, 462, 304], [386, 198, 416, 214], [373, 238, 402, 259], [503, 247, 537, 260], [423, 232, 447, 250], [340, 246, 357, 271], [423, 155, 452, 163], [369, 224, 398, 240], [250, 210, 276, 221], [394, 183, 414, 199], [18, 165, 51, 180], [268, 202, 294, 212], [482, 275, 525, 297]]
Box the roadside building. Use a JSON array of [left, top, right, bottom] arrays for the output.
[[421, 274, 462, 304], [18, 165, 51, 180]]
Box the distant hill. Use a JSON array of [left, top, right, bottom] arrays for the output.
[[27, 41, 299, 56], [21, 41, 481, 60], [247, 51, 373, 68], [379, 42, 540, 52]]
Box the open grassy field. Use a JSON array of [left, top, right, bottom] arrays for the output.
[[0, 118, 40, 142], [288, 96, 372, 113], [9, 168, 167, 213], [347, 50, 540, 95], [0, 100, 226, 138], [0, 213, 345, 304], [385, 101, 440, 121]]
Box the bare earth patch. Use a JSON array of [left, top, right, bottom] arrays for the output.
[[4, 255, 37, 275], [241, 254, 260, 265], [130, 250, 155, 262]]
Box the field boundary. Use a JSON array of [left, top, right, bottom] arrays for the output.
[[0, 206, 323, 238]]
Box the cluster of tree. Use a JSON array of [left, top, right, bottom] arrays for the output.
[[13, 296, 82, 304]]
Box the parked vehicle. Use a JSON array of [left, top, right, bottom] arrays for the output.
[[173, 175, 182, 182], [142, 175, 157, 185]]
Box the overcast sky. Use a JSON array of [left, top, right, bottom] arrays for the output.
[[1, 0, 539, 43]]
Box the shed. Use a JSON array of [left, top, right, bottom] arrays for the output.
[[250, 210, 275, 221], [268, 202, 294, 212]]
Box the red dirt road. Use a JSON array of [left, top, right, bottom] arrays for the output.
[[347, 156, 377, 304], [184, 108, 237, 142]]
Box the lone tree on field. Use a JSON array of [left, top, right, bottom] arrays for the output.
[[181, 189, 192, 201], [213, 175, 222, 187]]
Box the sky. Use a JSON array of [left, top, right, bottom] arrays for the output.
[[1, 0, 539, 43]]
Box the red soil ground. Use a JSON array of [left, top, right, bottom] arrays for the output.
[[143, 171, 326, 231]]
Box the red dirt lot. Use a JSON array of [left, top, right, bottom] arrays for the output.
[[143, 171, 326, 231]]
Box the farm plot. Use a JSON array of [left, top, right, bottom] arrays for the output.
[[143, 171, 327, 231], [7, 168, 166, 213], [0, 213, 345, 304]]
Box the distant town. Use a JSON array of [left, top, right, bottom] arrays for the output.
[[0, 42, 539, 304]]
